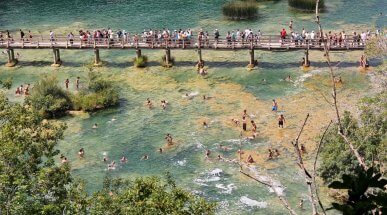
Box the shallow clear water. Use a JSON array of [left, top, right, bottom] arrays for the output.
[[0, 0, 384, 214]]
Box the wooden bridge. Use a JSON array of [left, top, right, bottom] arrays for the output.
[[0, 34, 366, 67]]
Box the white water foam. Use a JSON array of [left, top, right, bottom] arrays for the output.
[[215, 183, 237, 194], [240, 196, 268, 208]]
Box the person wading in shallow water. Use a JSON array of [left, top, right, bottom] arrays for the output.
[[65, 78, 69, 90], [278, 114, 285, 128]]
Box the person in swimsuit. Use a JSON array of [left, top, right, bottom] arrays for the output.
[[120, 156, 127, 163], [146, 98, 153, 109], [92, 123, 98, 129], [272, 99, 278, 111], [141, 155, 149, 160], [78, 148, 85, 158], [203, 121, 208, 128], [76, 77, 80, 89], [242, 109, 248, 118], [159, 148, 163, 153], [274, 149, 280, 157], [205, 149, 211, 158], [246, 155, 254, 163], [300, 144, 306, 153], [161, 100, 168, 110], [278, 114, 285, 128], [165, 134, 173, 145], [268, 149, 274, 159], [65, 79, 69, 90], [232, 118, 240, 126], [242, 117, 247, 131]]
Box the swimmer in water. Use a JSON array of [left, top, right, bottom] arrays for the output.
[[108, 161, 116, 170], [165, 133, 173, 145], [274, 149, 280, 157], [232, 118, 240, 126], [300, 144, 306, 153], [285, 75, 292, 81], [103, 156, 108, 162], [141, 154, 149, 160], [120, 156, 127, 163], [159, 148, 163, 153], [298, 198, 304, 209], [246, 155, 254, 163], [205, 149, 211, 158], [268, 149, 274, 159], [261, 79, 267, 84], [217, 154, 223, 160], [92, 123, 98, 129], [78, 148, 85, 158], [61, 156, 68, 164], [161, 100, 168, 110], [203, 121, 208, 128], [146, 98, 153, 109]]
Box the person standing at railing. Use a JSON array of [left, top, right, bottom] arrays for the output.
[[27, 30, 32, 42], [310, 31, 315, 46], [214, 29, 220, 43], [289, 20, 293, 31], [49, 30, 55, 43], [20, 29, 25, 41], [68, 32, 74, 45], [280, 28, 287, 45], [361, 32, 367, 46]]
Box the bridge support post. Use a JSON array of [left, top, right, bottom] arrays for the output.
[[163, 48, 173, 68], [247, 49, 256, 68], [5, 49, 18, 67], [94, 49, 102, 66], [51, 48, 62, 67], [196, 49, 204, 68], [136, 49, 142, 59], [303, 49, 310, 67]]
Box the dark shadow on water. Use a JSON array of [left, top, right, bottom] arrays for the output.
[[10, 59, 383, 70]]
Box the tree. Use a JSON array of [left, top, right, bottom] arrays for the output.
[[25, 76, 72, 118], [328, 167, 387, 214], [319, 93, 387, 183], [0, 92, 88, 214], [89, 176, 217, 215]]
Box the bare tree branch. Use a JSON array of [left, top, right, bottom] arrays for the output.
[[240, 170, 298, 215], [292, 114, 319, 215], [312, 121, 333, 215], [314, 0, 368, 171]]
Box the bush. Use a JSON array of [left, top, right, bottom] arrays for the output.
[[222, 0, 258, 20], [133, 56, 148, 68], [288, 0, 324, 11], [0, 77, 13, 89], [26, 76, 72, 118], [72, 77, 119, 111]]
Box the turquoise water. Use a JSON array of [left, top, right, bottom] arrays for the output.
[[0, 0, 384, 214]]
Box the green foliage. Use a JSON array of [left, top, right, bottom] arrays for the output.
[[72, 74, 119, 111], [319, 93, 387, 183], [25, 76, 72, 118], [0, 93, 88, 214], [328, 167, 387, 214], [133, 56, 148, 68], [89, 176, 217, 215], [222, 0, 258, 20], [288, 0, 324, 11], [365, 35, 387, 58], [0, 77, 13, 89]]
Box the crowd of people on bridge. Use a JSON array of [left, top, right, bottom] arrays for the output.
[[1, 24, 382, 48]]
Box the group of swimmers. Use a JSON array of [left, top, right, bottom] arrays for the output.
[[64, 77, 80, 90], [15, 84, 30, 96], [146, 98, 168, 110]]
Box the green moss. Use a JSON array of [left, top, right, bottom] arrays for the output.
[[222, 0, 258, 20], [288, 0, 325, 11]]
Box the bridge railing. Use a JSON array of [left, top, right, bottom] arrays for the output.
[[0, 34, 367, 49]]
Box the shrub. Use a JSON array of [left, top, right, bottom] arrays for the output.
[[72, 77, 119, 111], [133, 56, 148, 68], [222, 0, 258, 20], [0, 77, 13, 89], [288, 0, 324, 11], [26, 76, 72, 118]]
